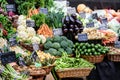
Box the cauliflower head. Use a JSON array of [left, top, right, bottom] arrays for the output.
[[31, 36, 41, 44]]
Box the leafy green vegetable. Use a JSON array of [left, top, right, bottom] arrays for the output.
[[55, 52, 94, 70], [46, 11, 64, 28], [31, 13, 46, 28]]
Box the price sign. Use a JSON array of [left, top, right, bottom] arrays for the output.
[[32, 43, 39, 51], [53, 28, 63, 36], [26, 20, 35, 27], [30, 51, 38, 62], [6, 4, 16, 12], [78, 33, 88, 41], [79, 12, 86, 18], [1, 51, 16, 65], [9, 37, 17, 46], [101, 18, 108, 24], [98, 24, 108, 30], [40, 8, 48, 14], [92, 13, 98, 19], [86, 22, 94, 28], [114, 41, 120, 48], [67, 7, 76, 15]]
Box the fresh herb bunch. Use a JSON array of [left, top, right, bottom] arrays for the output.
[[0, 0, 8, 11], [31, 13, 46, 28], [0, 14, 16, 39], [46, 11, 64, 28]]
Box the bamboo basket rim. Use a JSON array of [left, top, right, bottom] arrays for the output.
[[56, 67, 93, 72]]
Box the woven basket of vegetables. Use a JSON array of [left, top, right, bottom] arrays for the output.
[[74, 43, 109, 63], [37, 51, 55, 74], [56, 68, 93, 78], [20, 42, 44, 52], [81, 54, 105, 63], [107, 47, 120, 62], [41, 64, 55, 74], [55, 52, 94, 78]]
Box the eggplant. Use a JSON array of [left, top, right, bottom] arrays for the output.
[[64, 15, 70, 24], [71, 14, 77, 20], [69, 28, 74, 32], [62, 24, 67, 29], [70, 24, 74, 29], [69, 16, 75, 24], [63, 28, 68, 33], [76, 20, 82, 27], [79, 27, 84, 33]]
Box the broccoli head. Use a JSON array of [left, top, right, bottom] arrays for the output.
[[44, 41, 52, 49], [67, 40, 74, 48], [58, 48, 65, 53], [48, 48, 58, 56], [46, 37, 53, 42], [56, 51, 62, 56], [52, 42, 61, 49], [53, 35, 61, 42], [65, 47, 73, 54], [61, 36, 68, 41], [60, 40, 68, 49]]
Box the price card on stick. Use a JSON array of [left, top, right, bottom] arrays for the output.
[[101, 18, 108, 25], [78, 33, 88, 41], [39, 8, 48, 14], [92, 13, 98, 19], [79, 12, 86, 18], [1, 51, 16, 65], [26, 20, 35, 27], [6, 4, 16, 12], [114, 41, 120, 48], [67, 7, 76, 15], [86, 22, 94, 28]]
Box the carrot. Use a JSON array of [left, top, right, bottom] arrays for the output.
[[37, 24, 53, 38]]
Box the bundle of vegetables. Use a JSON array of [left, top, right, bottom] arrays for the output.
[[0, 64, 29, 80], [17, 21, 46, 44], [0, 14, 16, 39], [55, 52, 94, 70], [108, 46, 120, 54], [27, 8, 39, 18], [46, 11, 64, 28], [82, 27, 104, 40], [31, 13, 46, 28], [10, 45, 29, 56], [74, 43, 109, 56], [99, 29, 118, 45], [44, 36, 74, 56], [0, 0, 8, 11], [37, 50, 55, 66], [37, 23, 53, 38], [62, 14, 84, 40], [0, 38, 7, 49], [15, 0, 54, 15]]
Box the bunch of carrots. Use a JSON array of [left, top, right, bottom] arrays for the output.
[[37, 24, 53, 38], [27, 8, 39, 18], [99, 29, 117, 45]]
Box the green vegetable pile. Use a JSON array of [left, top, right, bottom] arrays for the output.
[[44, 36, 74, 56], [74, 43, 109, 56], [55, 52, 94, 70], [0, 64, 28, 80], [0, 14, 16, 39], [46, 11, 64, 28], [31, 13, 46, 28], [15, 0, 54, 15]]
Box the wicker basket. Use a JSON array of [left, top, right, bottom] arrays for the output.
[[19, 42, 44, 52], [81, 54, 105, 63], [56, 68, 93, 78], [107, 54, 120, 62], [42, 64, 55, 74], [30, 68, 46, 80]]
